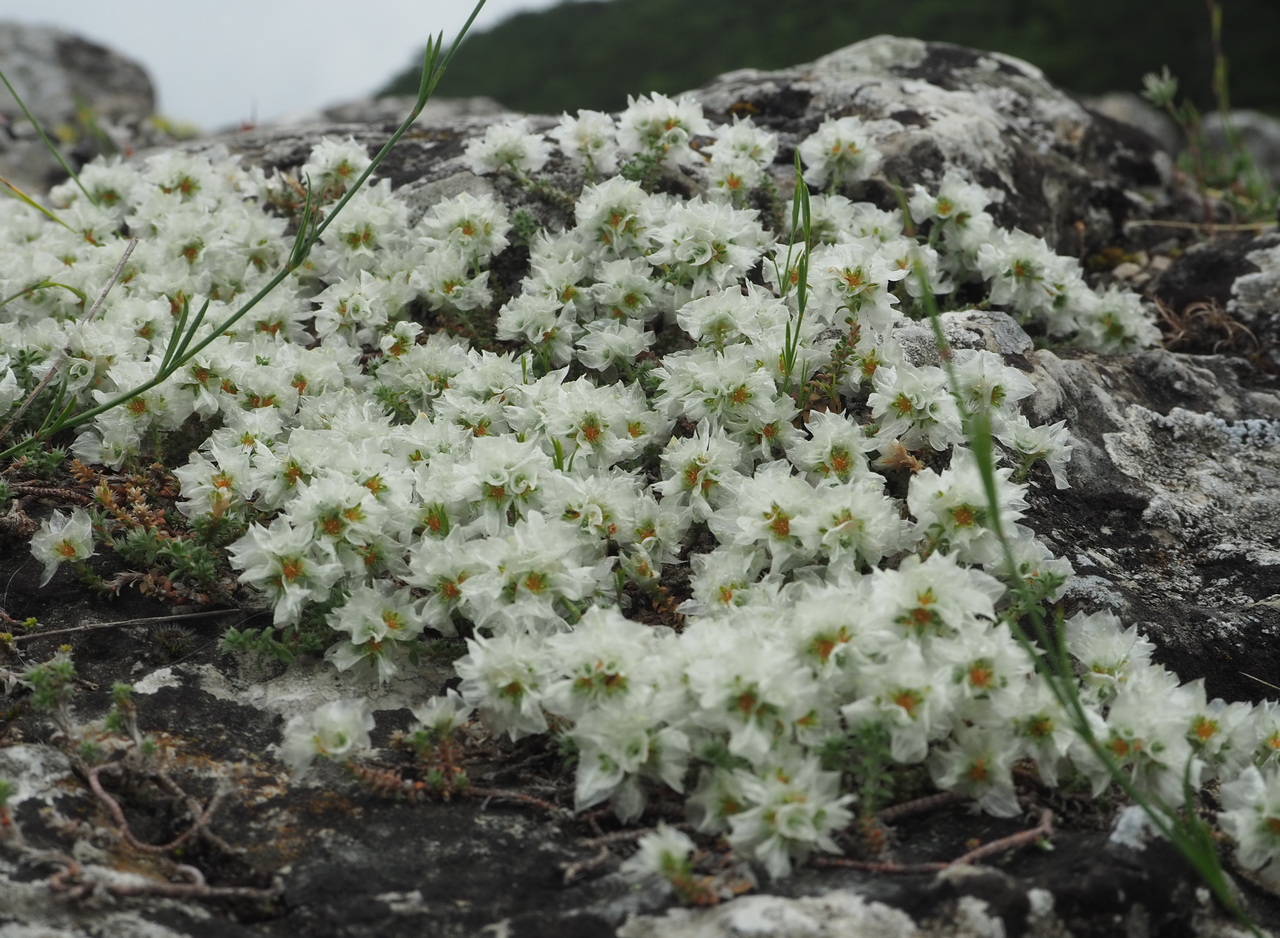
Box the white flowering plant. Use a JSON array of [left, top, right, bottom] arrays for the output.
[[0, 7, 1271, 918]]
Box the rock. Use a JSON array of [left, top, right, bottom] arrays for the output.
[[176, 35, 1200, 261], [0, 23, 154, 126], [1202, 110, 1280, 189], [689, 36, 1188, 256], [1148, 231, 1280, 370], [0, 22, 172, 193], [7, 32, 1280, 938], [1082, 91, 1182, 155], [317, 95, 507, 126]]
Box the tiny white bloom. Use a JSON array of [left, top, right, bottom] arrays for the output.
[[278, 699, 375, 776], [30, 508, 96, 586]]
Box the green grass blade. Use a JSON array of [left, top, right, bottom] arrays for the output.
[[0, 67, 97, 207], [1, 175, 74, 231]]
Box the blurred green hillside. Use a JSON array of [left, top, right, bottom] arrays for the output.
[[378, 0, 1280, 115]]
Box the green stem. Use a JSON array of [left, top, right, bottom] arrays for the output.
[[914, 275, 1257, 933]]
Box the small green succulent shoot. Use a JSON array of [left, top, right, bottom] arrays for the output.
[[22, 649, 77, 738], [1140, 66, 1179, 109]]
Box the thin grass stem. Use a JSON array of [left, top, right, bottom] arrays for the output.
[[0, 68, 97, 208]]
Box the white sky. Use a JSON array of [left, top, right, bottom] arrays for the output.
[[0, 0, 564, 132]]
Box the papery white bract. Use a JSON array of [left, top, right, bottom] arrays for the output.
[[1219, 766, 1280, 878], [464, 119, 552, 176], [727, 753, 855, 879], [30, 508, 96, 586], [278, 699, 374, 776]]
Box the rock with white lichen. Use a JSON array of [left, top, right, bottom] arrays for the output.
[[0, 22, 176, 194], [6, 31, 1280, 938]]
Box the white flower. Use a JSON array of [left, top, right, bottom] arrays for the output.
[[495, 293, 580, 366], [617, 92, 711, 167], [1000, 414, 1074, 490], [1140, 66, 1179, 109], [867, 361, 962, 452], [299, 136, 372, 199], [454, 630, 551, 741], [541, 606, 657, 719], [787, 409, 877, 483], [870, 549, 1004, 643], [588, 256, 663, 321], [416, 190, 510, 261], [707, 116, 777, 167], [974, 228, 1078, 324], [710, 460, 818, 575], [951, 349, 1036, 416], [464, 511, 609, 633], [1220, 766, 1280, 876], [311, 271, 396, 344], [567, 695, 690, 818], [797, 116, 885, 188], [226, 516, 345, 626], [621, 822, 697, 880], [675, 284, 790, 350], [30, 508, 96, 586], [794, 476, 908, 573], [907, 447, 1028, 566], [278, 699, 374, 776], [655, 424, 746, 522], [551, 110, 620, 176], [464, 119, 552, 176], [452, 434, 551, 534], [908, 169, 1000, 232], [1100, 665, 1203, 806], [654, 345, 778, 434], [645, 199, 769, 295], [1074, 285, 1162, 353], [410, 689, 473, 739], [927, 723, 1022, 817], [575, 177, 652, 256], [808, 240, 907, 334], [727, 755, 855, 879], [842, 644, 955, 764], [681, 617, 816, 765], [324, 581, 424, 684], [411, 243, 493, 312], [1063, 610, 1156, 701], [575, 320, 654, 372], [172, 440, 255, 519], [0, 354, 21, 414], [705, 155, 765, 203]]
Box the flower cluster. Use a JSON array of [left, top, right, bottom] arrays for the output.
[[8, 96, 1277, 886]]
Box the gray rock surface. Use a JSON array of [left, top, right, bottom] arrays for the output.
[[1203, 109, 1280, 188], [5, 32, 1280, 938], [1082, 91, 1182, 155], [0, 22, 169, 194]]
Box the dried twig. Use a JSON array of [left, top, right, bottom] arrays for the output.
[[8, 608, 235, 644], [1124, 218, 1276, 232], [7, 484, 96, 505], [86, 761, 224, 856], [949, 808, 1054, 866], [810, 855, 948, 874], [562, 846, 614, 885], [877, 790, 962, 824], [46, 854, 284, 903], [468, 785, 570, 819]]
